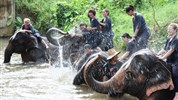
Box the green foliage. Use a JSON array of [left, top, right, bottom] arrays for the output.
[[56, 3, 80, 30], [15, 0, 178, 51], [14, 16, 23, 29], [15, 0, 58, 34]]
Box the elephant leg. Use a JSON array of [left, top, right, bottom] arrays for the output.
[[4, 43, 14, 63], [4, 48, 13, 63], [21, 52, 33, 62], [29, 48, 48, 62]]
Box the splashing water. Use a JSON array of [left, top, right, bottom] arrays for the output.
[[57, 40, 64, 68]]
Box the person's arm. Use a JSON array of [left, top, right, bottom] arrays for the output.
[[157, 49, 166, 56], [158, 39, 178, 60], [119, 51, 130, 61], [98, 19, 106, 26], [98, 17, 110, 28], [87, 27, 97, 31], [25, 30, 32, 33], [134, 27, 140, 37], [22, 25, 34, 33], [158, 49, 174, 60], [134, 15, 142, 37]]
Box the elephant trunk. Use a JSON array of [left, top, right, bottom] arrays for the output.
[[84, 55, 124, 95], [4, 44, 13, 63], [46, 28, 68, 46]]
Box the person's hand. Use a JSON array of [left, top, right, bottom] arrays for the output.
[[87, 27, 92, 31], [133, 34, 136, 39], [156, 55, 163, 60], [20, 30, 26, 33], [117, 57, 120, 61]]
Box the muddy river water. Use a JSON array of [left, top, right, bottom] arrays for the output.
[[0, 38, 137, 100]]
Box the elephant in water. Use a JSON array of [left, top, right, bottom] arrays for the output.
[[46, 28, 85, 65], [84, 49, 175, 100], [4, 30, 58, 63]]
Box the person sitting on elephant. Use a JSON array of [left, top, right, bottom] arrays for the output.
[[157, 23, 178, 100], [118, 33, 139, 62], [21, 18, 48, 48], [79, 22, 91, 44], [98, 8, 114, 51], [84, 44, 102, 54], [103, 49, 122, 81], [87, 9, 102, 49]]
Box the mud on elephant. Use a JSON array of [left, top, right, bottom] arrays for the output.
[[4, 30, 58, 63], [84, 49, 175, 100]]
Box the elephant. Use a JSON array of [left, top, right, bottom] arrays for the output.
[[46, 28, 85, 65], [3, 30, 58, 63], [46, 28, 108, 65], [73, 51, 108, 85], [83, 49, 175, 100]]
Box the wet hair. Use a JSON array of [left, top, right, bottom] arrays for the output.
[[122, 33, 132, 39], [125, 4, 134, 13], [80, 22, 87, 27], [169, 23, 178, 32], [88, 9, 96, 16], [103, 8, 109, 15], [84, 44, 92, 49]]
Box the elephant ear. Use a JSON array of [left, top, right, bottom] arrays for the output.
[[146, 61, 174, 97]]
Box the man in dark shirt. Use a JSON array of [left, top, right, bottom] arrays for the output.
[[119, 33, 138, 62], [21, 18, 48, 48], [157, 23, 178, 100], [125, 5, 150, 49], [103, 49, 122, 81]]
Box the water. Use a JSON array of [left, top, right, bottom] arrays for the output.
[[0, 38, 136, 100]]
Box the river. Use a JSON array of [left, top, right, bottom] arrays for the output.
[[0, 38, 137, 100]]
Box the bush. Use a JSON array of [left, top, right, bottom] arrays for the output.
[[56, 3, 80, 31]]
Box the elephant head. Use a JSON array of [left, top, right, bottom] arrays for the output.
[[4, 31, 42, 63], [73, 51, 108, 85], [46, 28, 84, 64], [84, 49, 175, 100]]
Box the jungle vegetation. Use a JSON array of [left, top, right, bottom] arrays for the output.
[[15, 0, 178, 51]]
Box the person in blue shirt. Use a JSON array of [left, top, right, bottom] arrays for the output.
[[157, 23, 178, 100], [21, 18, 48, 48], [125, 5, 150, 49], [98, 9, 114, 51], [87, 9, 101, 49]]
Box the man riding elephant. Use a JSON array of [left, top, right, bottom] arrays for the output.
[[21, 18, 49, 48]]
